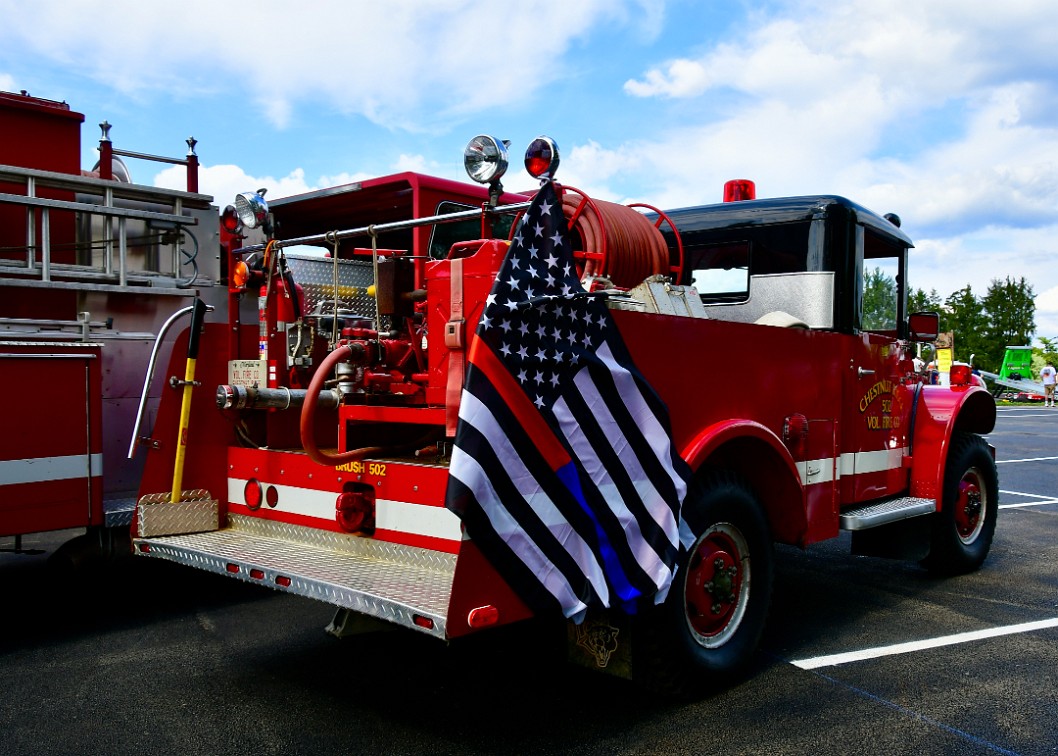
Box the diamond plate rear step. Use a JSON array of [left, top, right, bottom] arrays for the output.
[[134, 514, 456, 638], [839, 497, 936, 531]]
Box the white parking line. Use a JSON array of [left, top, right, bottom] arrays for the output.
[[1000, 499, 1058, 509], [998, 489, 1058, 509], [996, 455, 1058, 464], [791, 618, 1058, 670]]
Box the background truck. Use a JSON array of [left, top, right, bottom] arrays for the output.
[[0, 90, 227, 563], [129, 135, 997, 692], [976, 345, 1046, 399]]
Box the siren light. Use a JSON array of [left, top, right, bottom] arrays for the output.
[[723, 179, 756, 202], [525, 136, 560, 179]]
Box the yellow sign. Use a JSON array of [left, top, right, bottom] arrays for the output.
[[936, 348, 953, 374]]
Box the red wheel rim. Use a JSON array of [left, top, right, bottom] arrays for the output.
[[955, 467, 986, 544], [683, 523, 750, 647]]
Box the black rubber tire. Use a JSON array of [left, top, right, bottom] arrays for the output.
[[635, 472, 773, 695], [923, 432, 998, 576]]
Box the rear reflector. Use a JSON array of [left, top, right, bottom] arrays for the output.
[[468, 605, 500, 629], [137, 543, 151, 553], [275, 576, 292, 587], [226, 563, 240, 573], [412, 615, 435, 630], [249, 568, 265, 580]]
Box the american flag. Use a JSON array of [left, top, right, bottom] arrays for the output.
[[444, 179, 691, 621]]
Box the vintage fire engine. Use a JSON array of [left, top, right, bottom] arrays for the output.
[[128, 134, 997, 691], [0, 90, 227, 562]]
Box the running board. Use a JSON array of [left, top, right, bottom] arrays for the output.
[[133, 514, 456, 639], [839, 497, 936, 531]]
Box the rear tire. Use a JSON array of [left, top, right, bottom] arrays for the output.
[[636, 472, 773, 694], [923, 433, 998, 575]]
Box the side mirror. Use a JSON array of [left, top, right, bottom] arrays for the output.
[[908, 311, 940, 342]]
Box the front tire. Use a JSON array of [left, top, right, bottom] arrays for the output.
[[636, 472, 773, 694], [923, 433, 998, 575]]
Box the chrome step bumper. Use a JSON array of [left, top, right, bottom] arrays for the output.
[[839, 497, 936, 531], [134, 514, 456, 638]]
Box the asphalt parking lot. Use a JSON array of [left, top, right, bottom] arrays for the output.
[[1, 405, 1056, 755]]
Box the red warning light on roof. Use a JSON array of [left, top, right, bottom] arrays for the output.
[[723, 179, 756, 202]]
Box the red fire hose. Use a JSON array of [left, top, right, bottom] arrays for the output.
[[299, 342, 439, 466], [299, 343, 384, 466], [513, 185, 672, 287]]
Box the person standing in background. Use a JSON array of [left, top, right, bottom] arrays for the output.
[[1042, 362, 1057, 407]]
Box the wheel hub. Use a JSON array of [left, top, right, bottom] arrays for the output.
[[685, 526, 747, 643], [955, 473, 984, 541]]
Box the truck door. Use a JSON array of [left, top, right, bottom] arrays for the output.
[[840, 225, 914, 504]]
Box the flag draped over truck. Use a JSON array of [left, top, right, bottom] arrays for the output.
[[445, 179, 691, 621]]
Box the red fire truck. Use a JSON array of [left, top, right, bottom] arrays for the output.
[[126, 134, 996, 692], [0, 90, 228, 563]]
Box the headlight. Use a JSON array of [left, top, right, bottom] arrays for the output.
[[234, 190, 269, 229], [463, 135, 509, 184]]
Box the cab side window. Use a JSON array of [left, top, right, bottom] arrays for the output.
[[861, 228, 904, 335]]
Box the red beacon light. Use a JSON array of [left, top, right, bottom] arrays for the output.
[[525, 136, 560, 179], [949, 362, 972, 387], [221, 204, 244, 235], [723, 179, 756, 202]]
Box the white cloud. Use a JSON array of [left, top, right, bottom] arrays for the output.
[[0, 0, 634, 132], [573, 0, 1058, 340], [154, 164, 331, 207], [908, 223, 1058, 337]]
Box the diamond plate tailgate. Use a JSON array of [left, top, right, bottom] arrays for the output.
[[135, 514, 456, 638]]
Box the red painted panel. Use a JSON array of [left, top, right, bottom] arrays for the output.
[[0, 343, 101, 536], [448, 539, 533, 637], [0, 478, 90, 536], [0, 91, 83, 265]]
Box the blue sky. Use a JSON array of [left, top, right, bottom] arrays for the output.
[[3, 0, 1057, 342]]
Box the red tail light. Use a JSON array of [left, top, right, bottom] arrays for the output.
[[336, 487, 376, 533], [244, 479, 263, 510], [723, 179, 756, 202]]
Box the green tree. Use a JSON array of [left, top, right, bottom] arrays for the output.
[[863, 267, 897, 331], [981, 276, 1036, 373], [1034, 336, 1058, 379], [945, 285, 990, 369], [909, 287, 946, 331]]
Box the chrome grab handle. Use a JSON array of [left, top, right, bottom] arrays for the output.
[[858, 367, 876, 378], [127, 303, 213, 459]]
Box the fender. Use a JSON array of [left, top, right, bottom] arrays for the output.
[[681, 419, 807, 546], [909, 384, 997, 503]]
